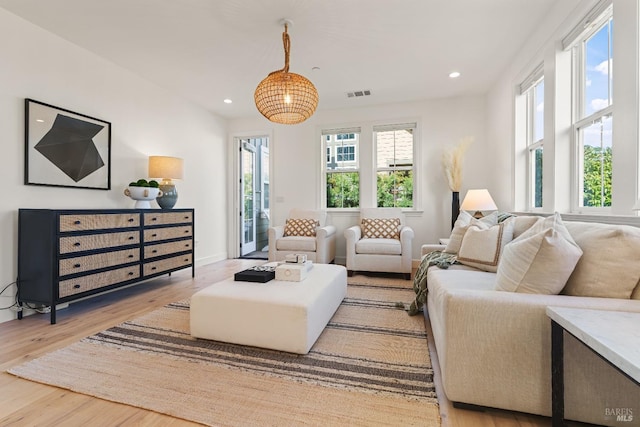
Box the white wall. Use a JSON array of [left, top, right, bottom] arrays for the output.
[[229, 96, 489, 264], [487, 0, 640, 214], [0, 9, 228, 323]]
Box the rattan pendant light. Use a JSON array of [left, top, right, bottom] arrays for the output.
[[254, 20, 318, 125]]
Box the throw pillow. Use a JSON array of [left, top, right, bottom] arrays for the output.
[[562, 221, 640, 299], [361, 218, 400, 239], [495, 212, 583, 294], [457, 219, 514, 272], [283, 218, 319, 237], [444, 211, 499, 254]]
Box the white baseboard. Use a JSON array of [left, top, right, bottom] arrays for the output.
[[195, 252, 227, 267]]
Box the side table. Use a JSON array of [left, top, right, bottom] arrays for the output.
[[546, 307, 640, 426]]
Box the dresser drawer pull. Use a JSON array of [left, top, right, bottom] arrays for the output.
[[151, 217, 158, 221], [128, 218, 135, 222], [128, 236, 134, 240], [74, 220, 81, 225], [151, 266, 157, 271], [128, 272, 135, 276], [184, 230, 189, 233], [184, 258, 189, 262], [74, 263, 81, 268], [152, 233, 158, 237], [185, 244, 190, 247], [184, 216, 189, 219], [152, 249, 158, 253], [73, 284, 81, 289], [73, 242, 81, 247]]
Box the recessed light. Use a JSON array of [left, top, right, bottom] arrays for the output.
[[36, 119, 44, 123], [223, 99, 233, 104], [449, 71, 461, 79]]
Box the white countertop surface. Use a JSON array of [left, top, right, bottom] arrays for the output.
[[546, 306, 640, 383]]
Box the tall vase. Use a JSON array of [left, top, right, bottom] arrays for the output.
[[451, 191, 460, 230]]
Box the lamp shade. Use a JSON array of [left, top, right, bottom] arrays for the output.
[[148, 156, 184, 180], [460, 189, 498, 212], [254, 71, 318, 124], [254, 21, 318, 125]]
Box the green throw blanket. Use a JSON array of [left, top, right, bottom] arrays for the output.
[[406, 251, 457, 315]]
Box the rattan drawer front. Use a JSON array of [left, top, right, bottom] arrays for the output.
[[144, 240, 193, 259], [144, 212, 192, 226], [60, 214, 139, 232], [59, 266, 140, 298], [144, 226, 192, 243], [59, 231, 140, 254], [59, 248, 140, 276], [144, 253, 192, 276]]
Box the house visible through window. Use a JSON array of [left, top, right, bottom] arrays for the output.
[[374, 123, 416, 208], [323, 128, 360, 208]]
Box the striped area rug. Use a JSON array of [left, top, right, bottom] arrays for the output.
[[8, 276, 440, 426]]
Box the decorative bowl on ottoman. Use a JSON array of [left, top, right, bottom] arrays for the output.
[[124, 179, 163, 208]]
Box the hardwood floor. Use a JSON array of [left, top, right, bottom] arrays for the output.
[[1, 258, 552, 426]]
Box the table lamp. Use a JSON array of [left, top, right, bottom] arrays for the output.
[[148, 156, 184, 209], [460, 189, 498, 219]]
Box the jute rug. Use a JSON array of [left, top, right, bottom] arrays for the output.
[[8, 275, 439, 426]]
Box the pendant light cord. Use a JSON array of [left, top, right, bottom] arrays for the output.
[[269, 23, 290, 76]]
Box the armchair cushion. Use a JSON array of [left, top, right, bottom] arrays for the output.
[[276, 236, 317, 252], [283, 218, 319, 237], [355, 238, 402, 255], [361, 217, 400, 239]]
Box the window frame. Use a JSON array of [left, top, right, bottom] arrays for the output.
[[321, 128, 361, 210], [525, 76, 544, 211], [373, 123, 417, 209], [570, 6, 614, 212]]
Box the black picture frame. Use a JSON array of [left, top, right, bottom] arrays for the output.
[[25, 98, 111, 190]]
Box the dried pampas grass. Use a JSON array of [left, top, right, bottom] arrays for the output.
[[442, 137, 473, 192]]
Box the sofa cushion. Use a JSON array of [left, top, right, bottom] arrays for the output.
[[510, 215, 541, 239], [276, 236, 316, 252], [632, 281, 640, 300], [563, 221, 640, 299], [444, 211, 498, 254], [457, 220, 514, 273], [355, 238, 402, 255], [284, 218, 319, 237], [361, 218, 400, 239], [496, 212, 582, 294]]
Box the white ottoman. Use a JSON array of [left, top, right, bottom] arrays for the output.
[[190, 264, 347, 354]]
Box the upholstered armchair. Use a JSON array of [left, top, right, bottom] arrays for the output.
[[344, 208, 414, 279], [268, 209, 336, 264]]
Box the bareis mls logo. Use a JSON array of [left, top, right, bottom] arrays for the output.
[[605, 408, 633, 422]]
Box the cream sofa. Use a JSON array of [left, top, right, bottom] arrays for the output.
[[421, 216, 640, 426]]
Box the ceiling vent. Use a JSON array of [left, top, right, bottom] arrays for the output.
[[346, 90, 371, 98]]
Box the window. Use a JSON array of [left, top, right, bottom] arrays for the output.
[[571, 5, 613, 208], [323, 128, 360, 208], [374, 123, 416, 208], [526, 77, 544, 208]]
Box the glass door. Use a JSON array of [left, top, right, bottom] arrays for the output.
[[240, 141, 257, 255]]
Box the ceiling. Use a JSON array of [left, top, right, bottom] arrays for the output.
[[0, 0, 558, 120]]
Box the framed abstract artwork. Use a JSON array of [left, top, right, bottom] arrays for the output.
[[25, 98, 111, 190]]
